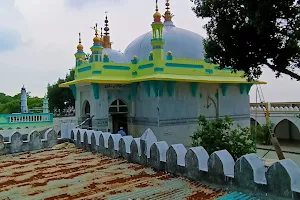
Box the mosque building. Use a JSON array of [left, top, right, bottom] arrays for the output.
[[60, 1, 265, 145]]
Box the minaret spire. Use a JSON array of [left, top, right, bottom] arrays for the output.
[[103, 12, 112, 48], [151, 1, 165, 60], [77, 32, 84, 52]]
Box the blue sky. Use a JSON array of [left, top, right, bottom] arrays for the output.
[[0, 0, 299, 102]]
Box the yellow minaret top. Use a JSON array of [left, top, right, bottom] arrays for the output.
[[77, 33, 83, 51], [92, 23, 101, 45], [163, 0, 173, 22], [153, 1, 162, 22]]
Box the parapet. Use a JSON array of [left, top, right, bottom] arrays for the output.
[[61, 124, 300, 199], [0, 128, 58, 155]]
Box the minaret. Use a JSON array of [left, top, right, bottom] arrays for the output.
[[103, 14, 112, 48], [90, 23, 104, 62], [151, 1, 165, 61], [20, 85, 28, 113], [163, 0, 174, 25], [43, 95, 49, 113], [74, 33, 86, 67]]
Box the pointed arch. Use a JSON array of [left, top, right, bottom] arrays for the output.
[[250, 117, 260, 127], [274, 119, 300, 142]]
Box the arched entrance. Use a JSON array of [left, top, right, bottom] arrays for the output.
[[109, 99, 128, 134], [82, 100, 92, 129], [274, 119, 300, 144]]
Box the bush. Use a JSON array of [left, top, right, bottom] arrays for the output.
[[251, 123, 273, 145], [191, 115, 256, 160]]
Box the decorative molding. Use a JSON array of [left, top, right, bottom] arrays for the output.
[[103, 65, 130, 71], [70, 84, 77, 100], [143, 81, 151, 97], [151, 81, 164, 97], [78, 66, 92, 73], [220, 83, 229, 96], [91, 83, 100, 100], [131, 83, 138, 97], [190, 82, 198, 97], [165, 63, 204, 69], [167, 81, 176, 97], [138, 63, 154, 70]]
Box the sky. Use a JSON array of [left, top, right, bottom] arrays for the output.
[[0, 0, 299, 102]]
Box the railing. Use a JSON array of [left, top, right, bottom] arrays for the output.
[[0, 113, 53, 125]]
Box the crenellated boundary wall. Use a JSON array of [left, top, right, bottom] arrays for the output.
[[61, 123, 300, 200]]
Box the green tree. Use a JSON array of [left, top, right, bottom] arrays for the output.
[[191, 115, 256, 160], [190, 0, 300, 80], [47, 70, 75, 113], [0, 92, 43, 114]]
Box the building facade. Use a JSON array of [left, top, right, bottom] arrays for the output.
[[60, 1, 265, 146]]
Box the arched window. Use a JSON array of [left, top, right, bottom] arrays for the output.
[[109, 99, 128, 114], [82, 100, 91, 117]]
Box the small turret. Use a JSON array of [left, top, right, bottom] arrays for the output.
[[74, 33, 86, 67], [90, 23, 104, 62], [20, 85, 28, 113]]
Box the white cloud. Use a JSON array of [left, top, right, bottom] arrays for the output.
[[0, 0, 299, 102]]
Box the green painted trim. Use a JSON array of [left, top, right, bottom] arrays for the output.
[[92, 70, 102, 75], [151, 81, 164, 97], [91, 83, 100, 100], [240, 84, 245, 94], [103, 65, 130, 71], [138, 63, 154, 70], [215, 90, 219, 99], [131, 59, 139, 64], [143, 82, 151, 97], [190, 82, 198, 97], [78, 66, 91, 73], [103, 57, 109, 62], [132, 71, 137, 76], [166, 63, 204, 69], [221, 83, 229, 96], [70, 84, 77, 100], [205, 69, 213, 74], [131, 83, 138, 97], [246, 84, 253, 94], [167, 81, 176, 97], [166, 55, 173, 60], [154, 67, 164, 72]]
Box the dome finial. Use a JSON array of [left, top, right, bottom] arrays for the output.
[[91, 23, 101, 45], [163, 0, 174, 22], [153, 0, 162, 23], [77, 32, 84, 51]]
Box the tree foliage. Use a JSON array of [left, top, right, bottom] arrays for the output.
[[190, 0, 300, 80], [47, 69, 75, 113], [0, 92, 43, 114], [191, 115, 256, 160]]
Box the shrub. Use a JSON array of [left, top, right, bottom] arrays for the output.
[[191, 115, 256, 160], [251, 123, 274, 145]]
